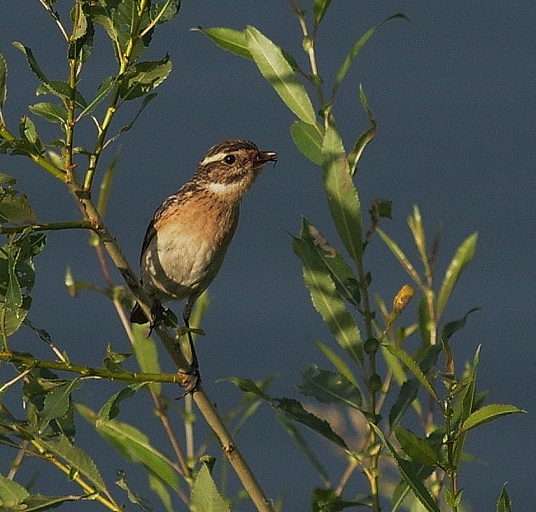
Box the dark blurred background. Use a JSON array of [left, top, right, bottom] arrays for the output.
[[1, 1, 534, 510]]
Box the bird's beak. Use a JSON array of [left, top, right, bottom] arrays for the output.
[[256, 150, 278, 166]]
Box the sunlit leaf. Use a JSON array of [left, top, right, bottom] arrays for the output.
[[245, 26, 316, 125], [290, 120, 323, 165], [461, 403, 525, 432], [497, 485, 512, 512], [437, 233, 478, 318], [191, 463, 231, 512], [313, 0, 334, 25], [77, 404, 180, 491], [275, 398, 349, 451], [118, 55, 172, 100], [29, 102, 68, 124], [195, 27, 252, 59], [371, 424, 440, 512], [297, 365, 362, 409], [323, 122, 363, 265], [293, 231, 363, 366], [332, 14, 408, 97], [394, 426, 437, 466], [39, 434, 106, 491], [389, 379, 419, 428], [383, 343, 439, 403]]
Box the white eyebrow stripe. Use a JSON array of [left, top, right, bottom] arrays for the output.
[[200, 151, 229, 166]]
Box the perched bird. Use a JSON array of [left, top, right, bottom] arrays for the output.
[[130, 139, 277, 376]]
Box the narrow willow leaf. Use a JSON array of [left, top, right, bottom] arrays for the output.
[[497, 485, 512, 512], [118, 55, 172, 100], [348, 85, 377, 176], [293, 235, 363, 366], [35, 80, 88, 108], [276, 410, 330, 485], [377, 228, 423, 285], [389, 379, 419, 428], [394, 426, 438, 466], [436, 233, 478, 318], [77, 76, 114, 119], [322, 122, 363, 265], [191, 464, 231, 512], [98, 384, 145, 422], [316, 340, 358, 388], [461, 404, 525, 432], [39, 434, 106, 491], [245, 26, 316, 125], [452, 346, 480, 465], [195, 27, 252, 59], [371, 424, 440, 512], [225, 377, 269, 399], [313, 0, 334, 25], [441, 307, 480, 342], [132, 325, 161, 393], [78, 404, 180, 491], [275, 398, 349, 451], [28, 102, 68, 124], [298, 365, 362, 409], [290, 120, 323, 164], [333, 14, 408, 96], [0, 52, 7, 109], [383, 344, 439, 403], [12, 42, 49, 84], [150, 0, 181, 25], [301, 218, 361, 307]]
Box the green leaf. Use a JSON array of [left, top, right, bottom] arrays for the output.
[[132, 324, 161, 393], [275, 398, 348, 451], [225, 376, 270, 399], [441, 307, 479, 342], [40, 434, 106, 492], [394, 426, 437, 466], [389, 379, 419, 428], [371, 424, 440, 512], [118, 55, 172, 100], [300, 218, 361, 307], [97, 384, 144, 422], [348, 85, 377, 175], [0, 473, 29, 507], [195, 27, 252, 59], [377, 227, 422, 286], [293, 232, 363, 366], [497, 485, 512, 512], [437, 233, 478, 318], [78, 403, 180, 491], [316, 340, 359, 388], [12, 42, 49, 84], [290, 120, 324, 165], [313, 0, 334, 25], [35, 80, 88, 108], [245, 26, 316, 125], [297, 365, 362, 409], [190, 464, 231, 512], [78, 76, 115, 120], [28, 102, 68, 124], [461, 403, 525, 432], [39, 379, 82, 432], [311, 488, 372, 511], [322, 122, 363, 265], [383, 344, 439, 403], [332, 14, 408, 97], [0, 52, 7, 110], [150, 0, 181, 25]]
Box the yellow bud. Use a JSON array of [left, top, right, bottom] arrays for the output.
[[392, 284, 415, 314]]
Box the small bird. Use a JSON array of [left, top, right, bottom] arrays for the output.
[[130, 139, 277, 377]]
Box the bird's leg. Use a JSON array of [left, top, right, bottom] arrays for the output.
[[182, 300, 199, 371]]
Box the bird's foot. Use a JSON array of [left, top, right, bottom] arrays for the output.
[[176, 367, 201, 398]]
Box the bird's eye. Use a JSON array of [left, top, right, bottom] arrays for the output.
[[224, 154, 236, 165]]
